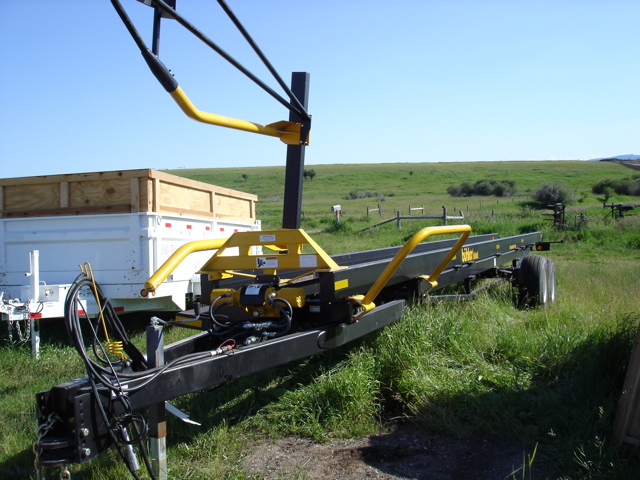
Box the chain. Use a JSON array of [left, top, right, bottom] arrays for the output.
[[7, 317, 31, 343], [34, 412, 64, 480]]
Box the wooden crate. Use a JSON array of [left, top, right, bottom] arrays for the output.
[[0, 169, 257, 222], [613, 320, 640, 445]]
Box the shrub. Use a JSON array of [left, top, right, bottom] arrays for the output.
[[447, 185, 463, 197], [592, 177, 640, 196], [323, 220, 353, 234], [447, 179, 516, 198], [592, 179, 615, 195], [447, 182, 474, 197], [347, 190, 381, 199], [532, 182, 574, 206], [473, 180, 494, 196]]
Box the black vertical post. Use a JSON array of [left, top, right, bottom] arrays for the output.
[[282, 72, 310, 229], [151, 0, 176, 55]]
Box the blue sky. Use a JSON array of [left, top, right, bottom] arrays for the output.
[[1, 0, 638, 179]]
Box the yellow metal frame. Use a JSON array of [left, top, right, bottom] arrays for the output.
[[170, 87, 307, 145], [141, 238, 228, 296], [142, 226, 471, 323], [349, 225, 472, 319], [198, 229, 344, 280]]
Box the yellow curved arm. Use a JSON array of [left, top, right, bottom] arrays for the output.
[[349, 225, 472, 318], [142, 238, 228, 296], [169, 87, 304, 145]]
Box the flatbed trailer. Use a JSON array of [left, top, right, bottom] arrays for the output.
[[35, 227, 554, 470], [33, 2, 557, 478]]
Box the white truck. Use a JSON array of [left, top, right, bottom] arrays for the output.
[[0, 169, 259, 353]]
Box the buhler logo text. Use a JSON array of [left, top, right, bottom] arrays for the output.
[[461, 248, 479, 262]]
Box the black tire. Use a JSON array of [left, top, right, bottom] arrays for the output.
[[518, 254, 549, 308]]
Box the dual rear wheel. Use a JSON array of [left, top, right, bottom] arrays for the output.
[[517, 254, 556, 308]]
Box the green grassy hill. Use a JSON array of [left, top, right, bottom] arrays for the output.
[[166, 160, 635, 231]]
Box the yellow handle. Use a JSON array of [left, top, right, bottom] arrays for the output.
[[350, 225, 472, 317], [169, 87, 304, 145], [142, 238, 228, 296]]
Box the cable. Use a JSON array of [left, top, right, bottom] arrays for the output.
[[63, 272, 157, 480]]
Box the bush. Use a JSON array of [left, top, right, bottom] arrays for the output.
[[323, 220, 353, 234], [592, 177, 640, 196], [473, 180, 494, 196], [347, 190, 384, 200], [447, 179, 516, 198], [532, 182, 574, 205]]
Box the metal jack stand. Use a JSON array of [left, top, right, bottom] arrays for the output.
[[147, 322, 167, 479]]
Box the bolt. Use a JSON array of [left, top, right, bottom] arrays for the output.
[[81, 448, 91, 458], [80, 428, 90, 438]]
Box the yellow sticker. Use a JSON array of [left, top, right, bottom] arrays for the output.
[[335, 279, 349, 290]]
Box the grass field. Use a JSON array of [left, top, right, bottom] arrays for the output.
[[165, 160, 634, 230], [1, 160, 639, 479]]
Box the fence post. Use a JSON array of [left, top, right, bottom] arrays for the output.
[[396, 210, 401, 228], [367, 204, 382, 216], [442, 206, 448, 226]]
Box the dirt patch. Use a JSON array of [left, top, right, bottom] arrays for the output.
[[601, 159, 640, 172], [243, 426, 545, 480]]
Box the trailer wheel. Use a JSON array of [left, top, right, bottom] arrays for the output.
[[518, 254, 550, 308], [546, 257, 557, 304]]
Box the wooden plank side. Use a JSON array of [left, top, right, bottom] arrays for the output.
[[60, 182, 70, 208], [0, 169, 152, 187], [1, 205, 133, 218], [148, 170, 257, 202], [0, 169, 257, 218], [157, 181, 212, 216], [2, 183, 61, 211], [140, 177, 153, 212], [214, 193, 254, 220], [130, 178, 140, 213], [68, 177, 133, 209]]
